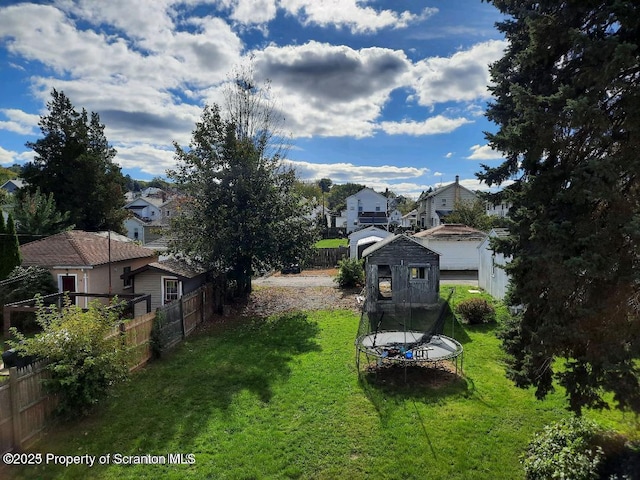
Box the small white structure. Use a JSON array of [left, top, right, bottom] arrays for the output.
[[345, 188, 389, 233], [348, 226, 392, 259], [478, 228, 511, 300], [413, 224, 486, 271]]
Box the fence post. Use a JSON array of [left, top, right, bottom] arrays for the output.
[[180, 297, 185, 339], [9, 367, 21, 451]]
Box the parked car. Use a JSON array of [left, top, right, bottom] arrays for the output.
[[280, 263, 302, 274]]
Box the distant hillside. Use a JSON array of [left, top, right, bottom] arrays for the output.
[[0, 165, 20, 185]]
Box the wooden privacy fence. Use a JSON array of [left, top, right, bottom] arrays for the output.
[[0, 281, 221, 455], [309, 246, 349, 268], [0, 362, 57, 454], [154, 283, 215, 354]]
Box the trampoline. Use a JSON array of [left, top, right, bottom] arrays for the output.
[[355, 288, 464, 375]]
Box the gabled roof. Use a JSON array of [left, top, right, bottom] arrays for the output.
[[124, 257, 208, 280], [1, 179, 26, 191], [413, 224, 487, 241], [423, 180, 477, 200], [21, 231, 156, 268], [345, 187, 387, 202], [362, 234, 441, 258]]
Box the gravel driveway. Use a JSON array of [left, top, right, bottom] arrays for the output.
[[253, 268, 338, 287]]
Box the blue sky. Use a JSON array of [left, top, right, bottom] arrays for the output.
[[0, 0, 508, 198]]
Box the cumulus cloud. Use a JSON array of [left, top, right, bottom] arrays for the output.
[[412, 40, 506, 106], [0, 109, 40, 135], [286, 159, 428, 183], [279, 1, 438, 34], [0, 146, 34, 166], [379, 115, 472, 136], [114, 144, 177, 176], [467, 144, 503, 160]]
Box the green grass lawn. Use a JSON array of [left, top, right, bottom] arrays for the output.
[[315, 238, 348, 248], [5, 286, 636, 479]]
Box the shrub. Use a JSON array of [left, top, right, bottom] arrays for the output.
[[10, 295, 130, 417], [335, 258, 364, 288], [522, 417, 603, 480], [455, 297, 495, 324]]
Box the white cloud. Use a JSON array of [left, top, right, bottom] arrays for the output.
[[286, 159, 428, 183], [467, 144, 503, 160], [0, 147, 34, 166], [444, 152, 453, 158], [379, 115, 472, 136], [0, 109, 40, 135], [114, 144, 176, 176], [412, 40, 507, 106], [433, 171, 443, 177], [278, 1, 437, 33]]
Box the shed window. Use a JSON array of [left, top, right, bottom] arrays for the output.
[[410, 266, 428, 280], [378, 265, 392, 300]]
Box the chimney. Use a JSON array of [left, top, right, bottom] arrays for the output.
[[455, 175, 459, 184]]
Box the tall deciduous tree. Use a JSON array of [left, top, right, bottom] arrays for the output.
[[480, 0, 640, 414], [23, 89, 127, 233], [169, 67, 317, 297]]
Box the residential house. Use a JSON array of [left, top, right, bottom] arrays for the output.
[[123, 195, 178, 249], [416, 176, 478, 229], [122, 257, 211, 312], [413, 224, 486, 272], [345, 188, 389, 233], [348, 226, 392, 260], [400, 209, 418, 229], [0, 179, 26, 194], [20, 230, 157, 306], [486, 201, 511, 219], [478, 228, 511, 300], [387, 209, 403, 230]]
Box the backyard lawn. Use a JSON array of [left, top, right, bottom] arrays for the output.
[[315, 238, 348, 248], [4, 286, 636, 479]]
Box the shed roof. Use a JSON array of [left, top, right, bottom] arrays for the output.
[[125, 257, 208, 280], [362, 234, 440, 258], [21, 230, 156, 268]]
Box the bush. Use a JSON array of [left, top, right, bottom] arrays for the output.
[[523, 417, 603, 480], [455, 297, 495, 324], [335, 258, 364, 288], [10, 295, 130, 418]]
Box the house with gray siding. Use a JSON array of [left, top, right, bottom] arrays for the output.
[[416, 176, 478, 229]]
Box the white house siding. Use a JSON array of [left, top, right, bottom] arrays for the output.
[[478, 230, 511, 300], [417, 239, 482, 270], [345, 188, 388, 233]]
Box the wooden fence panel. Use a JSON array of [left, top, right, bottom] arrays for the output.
[[123, 312, 155, 371], [0, 382, 13, 454], [182, 290, 202, 336], [309, 246, 348, 267]]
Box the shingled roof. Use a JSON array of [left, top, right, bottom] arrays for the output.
[[20, 230, 156, 268], [412, 224, 487, 241]]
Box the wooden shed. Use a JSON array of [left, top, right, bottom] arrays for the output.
[[362, 234, 440, 313]]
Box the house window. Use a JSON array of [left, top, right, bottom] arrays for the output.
[[123, 266, 132, 288], [375, 203, 380, 212], [163, 278, 180, 304], [133, 228, 139, 240], [441, 198, 447, 206]]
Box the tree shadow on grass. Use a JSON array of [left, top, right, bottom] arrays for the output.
[[29, 312, 322, 470], [358, 362, 469, 426]]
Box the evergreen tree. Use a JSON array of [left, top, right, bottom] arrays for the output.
[[480, 1, 640, 414], [12, 187, 71, 236], [0, 214, 21, 280], [23, 89, 127, 233], [169, 66, 317, 297]]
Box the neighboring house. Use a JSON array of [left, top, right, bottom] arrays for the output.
[[123, 195, 179, 248], [345, 188, 389, 233], [486, 201, 512, 218], [416, 176, 478, 229], [20, 230, 158, 306], [478, 228, 511, 300], [123, 257, 211, 312], [0, 178, 26, 194], [362, 234, 440, 312], [413, 224, 487, 271], [387, 209, 403, 229], [401, 209, 418, 229], [348, 226, 392, 260]]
